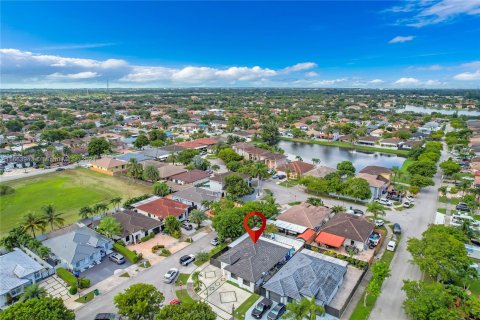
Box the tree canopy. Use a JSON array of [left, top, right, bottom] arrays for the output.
[[155, 301, 216, 320], [0, 297, 75, 320], [114, 283, 164, 320]]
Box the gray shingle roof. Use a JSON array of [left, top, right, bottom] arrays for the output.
[[171, 186, 222, 204], [0, 249, 45, 295], [43, 226, 112, 266], [218, 238, 290, 283], [263, 250, 347, 305]]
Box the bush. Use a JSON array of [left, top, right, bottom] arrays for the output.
[[151, 244, 165, 253], [140, 233, 155, 242], [79, 278, 90, 289], [69, 286, 77, 295], [0, 185, 15, 196], [113, 242, 139, 263], [450, 187, 458, 194], [171, 230, 181, 239], [57, 268, 77, 287], [195, 251, 209, 265], [123, 194, 151, 209], [159, 248, 171, 257]]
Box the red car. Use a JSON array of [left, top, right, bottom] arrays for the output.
[[169, 299, 182, 305]]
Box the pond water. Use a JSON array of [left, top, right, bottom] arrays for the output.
[[278, 140, 406, 171], [382, 105, 480, 116]]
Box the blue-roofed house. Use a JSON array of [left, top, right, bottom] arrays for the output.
[[0, 249, 51, 308], [43, 226, 113, 272], [114, 152, 150, 163], [418, 121, 441, 134], [262, 249, 347, 311]]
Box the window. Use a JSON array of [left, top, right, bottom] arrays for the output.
[[231, 274, 237, 280], [242, 279, 250, 286], [10, 286, 23, 297]]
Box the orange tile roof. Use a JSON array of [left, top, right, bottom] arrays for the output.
[[315, 232, 345, 248], [136, 198, 188, 219], [296, 228, 317, 243]]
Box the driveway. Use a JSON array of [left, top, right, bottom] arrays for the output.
[[39, 275, 74, 302], [75, 231, 216, 320], [81, 258, 132, 285]]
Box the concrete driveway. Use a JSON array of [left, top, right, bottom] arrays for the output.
[[81, 258, 132, 285]]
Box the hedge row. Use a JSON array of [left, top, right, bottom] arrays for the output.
[[114, 242, 139, 263], [56, 268, 77, 287]]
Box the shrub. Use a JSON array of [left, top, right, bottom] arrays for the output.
[[57, 268, 77, 287], [0, 185, 15, 196], [159, 249, 171, 257], [79, 278, 90, 289], [123, 194, 151, 209], [171, 230, 181, 239], [140, 233, 155, 242], [450, 187, 458, 194], [69, 286, 77, 295], [195, 251, 209, 265], [113, 242, 138, 263], [151, 244, 165, 253]]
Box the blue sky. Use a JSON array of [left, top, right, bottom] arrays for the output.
[[1, 1, 479, 88]]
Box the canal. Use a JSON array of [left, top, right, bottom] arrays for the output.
[[277, 140, 406, 171]]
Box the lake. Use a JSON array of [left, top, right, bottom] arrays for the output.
[[381, 105, 480, 116], [278, 140, 406, 171]]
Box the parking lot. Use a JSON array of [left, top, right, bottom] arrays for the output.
[[81, 258, 132, 285]]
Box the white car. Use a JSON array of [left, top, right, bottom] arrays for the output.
[[406, 196, 415, 202], [403, 201, 413, 208], [164, 268, 179, 283], [375, 219, 385, 227], [375, 198, 393, 206], [387, 241, 397, 252]]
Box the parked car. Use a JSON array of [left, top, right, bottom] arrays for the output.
[[164, 268, 179, 283], [267, 303, 286, 320], [393, 223, 402, 235], [169, 299, 182, 305], [386, 194, 402, 202], [346, 208, 364, 216], [211, 237, 220, 246], [375, 219, 385, 227], [403, 201, 413, 208], [406, 195, 415, 202], [251, 298, 273, 319], [375, 198, 393, 206], [181, 222, 193, 231], [387, 241, 397, 252], [55, 167, 65, 172], [109, 253, 125, 265], [179, 254, 196, 266], [94, 314, 120, 320], [276, 174, 286, 180], [368, 232, 381, 246], [456, 202, 471, 212]]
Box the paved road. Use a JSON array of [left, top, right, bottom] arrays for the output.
[[369, 140, 449, 320], [75, 232, 216, 320], [0, 162, 88, 182]]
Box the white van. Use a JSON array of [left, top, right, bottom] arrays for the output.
[[387, 241, 397, 252]]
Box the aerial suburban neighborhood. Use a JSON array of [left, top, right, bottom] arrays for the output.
[[1, 1, 480, 320]]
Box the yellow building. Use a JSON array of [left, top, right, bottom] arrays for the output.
[[90, 157, 127, 176]]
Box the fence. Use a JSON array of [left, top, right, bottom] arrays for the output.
[[209, 246, 229, 268]]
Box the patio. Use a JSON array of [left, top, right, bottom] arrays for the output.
[[39, 275, 73, 301], [128, 232, 189, 265]]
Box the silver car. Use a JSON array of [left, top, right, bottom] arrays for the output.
[[109, 253, 125, 265], [164, 268, 179, 283]]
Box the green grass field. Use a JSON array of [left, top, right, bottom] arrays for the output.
[[0, 168, 151, 237]]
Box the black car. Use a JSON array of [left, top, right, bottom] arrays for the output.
[[251, 298, 273, 319], [179, 254, 195, 266], [181, 222, 193, 231], [386, 194, 402, 202], [94, 313, 120, 320], [267, 303, 286, 320], [55, 167, 65, 171], [456, 202, 471, 212], [393, 223, 402, 235]]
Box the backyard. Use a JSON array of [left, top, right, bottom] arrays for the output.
[[0, 168, 151, 236]]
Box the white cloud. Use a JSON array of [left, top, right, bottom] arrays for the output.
[[46, 72, 99, 80], [281, 62, 317, 74], [389, 0, 480, 27], [369, 79, 384, 84], [389, 36, 415, 43], [414, 64, 444, 71], [461, 61, 480, 69], [453, 70, 480, 80], [394, 77, 420, 85]]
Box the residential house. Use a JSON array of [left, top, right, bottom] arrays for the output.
[[356, 136, 380, 146], [272, 203, 332, 236], [0, 249, 52, 308], [142, 162, 188, 180], [43, 226, 113, 272], [89, 157, 127, 176], [208, 171, 250, 194], [169, 169, 210, 186], [108, 210, 162, 245], [379, 138, 402, 149], [277, 161, 315, 179], [399, 140, 422, 150], [316, 213, 375, 252], [232, 142, 287, 169], [141, 148, 171, 161], [171, 186, 222, 210], [419, 121, 441, 134], [134, 197, 189, 223], [305, 166, 336, 178], [114, 152, 150, 163], [217, 236, 292, 292], [369, 129, 384, 138], [262, 249, 347, 311], [294, 122, 309, 130]]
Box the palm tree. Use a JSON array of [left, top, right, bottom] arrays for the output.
[[110, 197, 122, 212], [305, 296, 325, 320], [126, 158, 143, 182], [438, 186, 448, 211], [284, 298, 309, 320], [201, 200, 213, 210], [79, 206, 93, 220], [295, 155, 303, 162], [191, 271, 204, 292], [22, 212, 45, 238], [94, 203, 108, 216], [391, 166, 400, 184], [331, 205, 346, 214], [42, 204, 65, 231], [20, 284, 46, 302], [312, 158, 321, 166], [366, 201, 386, 220]]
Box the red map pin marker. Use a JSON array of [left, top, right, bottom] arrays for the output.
[[244, 211, 266, 244]]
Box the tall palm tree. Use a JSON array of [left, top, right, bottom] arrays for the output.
[[42, 204, 65, 231], [94, 203, 109, 216], [366, 201, 386, 220], [79, 206, 93, 220], [305, 296, 325, 320], [22, 212, 45, 238], [284, 298, 309, 320], [191, 271, 204, 292], [110, 197, 122, 212], [20, 284, 46, 302], [126, 158, 143, 181]]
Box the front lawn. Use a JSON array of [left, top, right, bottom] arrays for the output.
[[75, 291, 95, 303], [233, 293, 260, 320], [279, 179, 301, 188], [0, 168, 150, 236], [175, 273, 190, 286], [175, 289, 195, 303]]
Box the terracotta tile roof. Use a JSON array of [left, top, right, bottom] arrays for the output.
[[170, 169, 210, 183], [359, 166, 392, 176], [296, 228, 317, 243], [315, 232, 345, 248], [277, 161, 315, 175], [175, 138, 218, 149], [319, 213, 374, 243], [136, 198, 188, 219], [357, 173, 389, 188], [277, 203, 331, 229], [90, 157, 126, 169]]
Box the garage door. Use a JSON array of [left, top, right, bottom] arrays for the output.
[[268, 291, 282, 303]]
